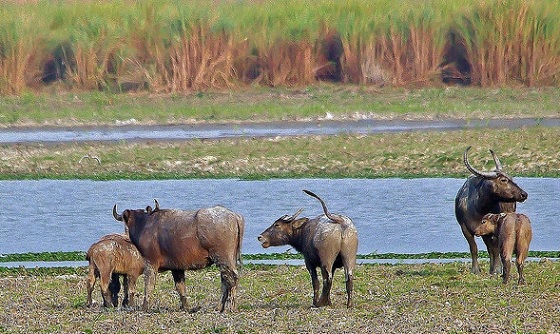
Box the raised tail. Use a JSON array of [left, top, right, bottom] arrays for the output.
[[303, 189, 345, 224]]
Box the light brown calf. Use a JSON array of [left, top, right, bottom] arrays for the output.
[[474, 212, 532, 284], [86, 233, 144, 307]]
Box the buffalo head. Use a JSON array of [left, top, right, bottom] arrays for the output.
[[112, 200, 158, 232], [464, 146, 528, 203], [258, 208, 307, 248], [473, 213, 504, 236]]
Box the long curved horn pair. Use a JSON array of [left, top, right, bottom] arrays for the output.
[[463, 146, 502, 179]]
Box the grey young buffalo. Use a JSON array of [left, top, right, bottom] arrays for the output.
[[85, 233, 144, 308], [258, 190, 358, 308], [474, 213, 532, 284], [113, 201, 244, 312], [455, 147, 527, 274]]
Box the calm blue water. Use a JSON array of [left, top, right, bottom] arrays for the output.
[[1, 118, 559, 144], [0, 178, 557, 255]]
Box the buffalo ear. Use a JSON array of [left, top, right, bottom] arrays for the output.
[[122, 210, 131, 223], [292, 218, 308, 230]]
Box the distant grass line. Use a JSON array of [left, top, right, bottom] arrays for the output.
[[1, 250, 558, 263], [3, 86, 560, 126]]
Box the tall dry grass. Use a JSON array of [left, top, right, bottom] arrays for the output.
[[0, 0, 559, 95], [0, 6, 43, 94], [452, 0, 560, 86]]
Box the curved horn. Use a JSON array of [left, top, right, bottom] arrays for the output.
[[288, 208, 304, 221], [154, 198, 160, 211], [112, 204, 123, 221], [489, 149, 503, 171], [463, 146, 497, 179]]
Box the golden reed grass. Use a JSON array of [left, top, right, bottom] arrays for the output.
[[0, 0, 559, 95]]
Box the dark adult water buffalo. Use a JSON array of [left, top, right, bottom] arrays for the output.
[[258, 190, 358, 308], [455, 147, 528, 274], [113, 202, 244, 312]]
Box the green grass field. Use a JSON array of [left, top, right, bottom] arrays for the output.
[[1, 262, 559, 333], [1, 86, 559, 126]]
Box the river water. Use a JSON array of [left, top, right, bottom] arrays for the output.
[[1, 118, 559, 144], [0, 178, 557, 256]]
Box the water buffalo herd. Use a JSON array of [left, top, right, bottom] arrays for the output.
[[86, 147, 531, 311]]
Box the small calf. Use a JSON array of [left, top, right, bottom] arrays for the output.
[[86, 233, 145, 307], [258, 190, 358, 308], [474, 213, 533, 284]]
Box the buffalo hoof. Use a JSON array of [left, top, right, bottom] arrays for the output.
[[314, 298, 332, 308], [470, 267, 481, 275], [188, 306, 202, 314]]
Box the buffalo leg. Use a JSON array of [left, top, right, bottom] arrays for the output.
[[516, 257, 527, 284], [142, 264, 157, 311], [460, 224, 480, 274], [501, 253, 512, 284], [218, 265, 238, 312], [500, 235, 515, 283], [171, 270, 188, 310], [305, 262, 320, 307], [86, 265, 97, 307], [121, 275, 130, 307], [483, 234, 502, 275], [345, 271, 354, 308], [109, 273, 121, 307], [99, 269, 114, 307], [126, 274, 139, 308], [317, 266, 333, 307], [516, 243, 529, 285], [342, 258, 355, 308]]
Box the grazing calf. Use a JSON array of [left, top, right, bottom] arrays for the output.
[[86, 233, 145, 307], [258, 190, 358, 308], [474, 212, 533, 284]]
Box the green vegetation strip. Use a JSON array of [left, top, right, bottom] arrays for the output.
[[2, 251, 559, 263], [1, 127, 559, 179], [2, 86, 560, 126]]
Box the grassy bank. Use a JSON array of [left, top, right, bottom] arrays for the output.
[[1, 262, 560, 333], [1, 86, 560, 126], [1, 127, 559, 179], [1, 0, 560, 95]]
